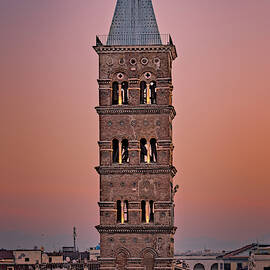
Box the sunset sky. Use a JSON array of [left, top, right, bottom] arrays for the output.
[[0, 0, 270, 251]]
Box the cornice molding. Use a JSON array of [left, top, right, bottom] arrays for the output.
[[94, 45, 174, 53], [96, 225, 177, 234], [95, 105, 176, 120], [95, 165, 177, 177]]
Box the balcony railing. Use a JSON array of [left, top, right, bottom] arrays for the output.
[[96, 34, 172, 46]]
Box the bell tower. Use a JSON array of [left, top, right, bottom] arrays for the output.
[[93, 0, 178, 269]]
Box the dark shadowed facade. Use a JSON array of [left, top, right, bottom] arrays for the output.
[[93, 0, 178, 269]]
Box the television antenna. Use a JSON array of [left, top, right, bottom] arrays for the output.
[[73, 226, 77, 251]]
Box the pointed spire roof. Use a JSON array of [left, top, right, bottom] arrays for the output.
[[107, 0, 161, 46]]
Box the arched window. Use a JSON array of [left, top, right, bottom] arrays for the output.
[[150, 138, 157, 163], [117, 200, 121, 223], [140, 138, 147, 163], [112, 82, 119, 105], [140, 81, 147, 104], [121, 139, 129, 163], [117, 200, 129, 224], [121, 82, 128, 105], [112, 139, 119, 163], [211, 264, 218, 270], [141, 200, 146, 222], [194, 264, 205, 270], [149, 200, 154, 222], [124, 200, 128, 223], [150, 81, 156, 104]]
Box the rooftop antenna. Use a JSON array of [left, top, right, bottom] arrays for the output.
[[73, 226, 77, 251]]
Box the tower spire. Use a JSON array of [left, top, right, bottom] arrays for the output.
[[107, 0, 161, 45]]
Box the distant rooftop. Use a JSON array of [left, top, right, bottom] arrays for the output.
[[62, 247, 76, 252], [0, 250, 14, 260], [46, 252, 63, 256], [106, 0, 162, 46], [176, 250, 225, 257], [218, 243, 258, 259]]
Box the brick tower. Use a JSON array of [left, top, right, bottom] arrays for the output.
[[93, 1, 178, 269]]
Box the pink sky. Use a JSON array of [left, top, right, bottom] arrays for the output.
[[0, 0, 270, 251]]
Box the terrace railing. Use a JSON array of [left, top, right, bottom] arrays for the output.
[[96, 34, 172, 46]]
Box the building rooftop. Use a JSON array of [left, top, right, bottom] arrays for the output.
[[13, 249, 42, 252], [217, 243, 258, 259], [0, 250, 14, 260], [46, 252, 63, 257], [176, 249, 226, 257]]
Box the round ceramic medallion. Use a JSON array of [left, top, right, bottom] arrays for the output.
[[130, 58, 137, 65], [144, 72, 151, 79], [154, 57, 160, 64], [141, 57, 149, 65], [117, 73, 124, 80]]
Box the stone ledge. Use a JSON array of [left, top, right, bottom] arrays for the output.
[[95, 105, 176, 120], [93, 45, 177, 60], [96, 225, 177, 234], [95, 165, 177, 177]]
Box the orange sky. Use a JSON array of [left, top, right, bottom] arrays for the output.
[[0, 0, 270, 251]]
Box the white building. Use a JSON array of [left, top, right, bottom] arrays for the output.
[[249, 245, 270, 270], [175, 251, 223, 270], [176, 244, 270, 270]]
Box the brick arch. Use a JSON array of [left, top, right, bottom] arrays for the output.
[[140, 247, 158, 258], [111, 71, 128, 82], [139, 75, 157, 84], [139, 67, 157, 80], [115, 247, 130, 270], [115, 247, 131, 258], [140, 248, 157, 270]]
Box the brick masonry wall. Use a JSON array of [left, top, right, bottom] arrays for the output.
[[94, 44, 177, 270], [100, 233, 175, 259]]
